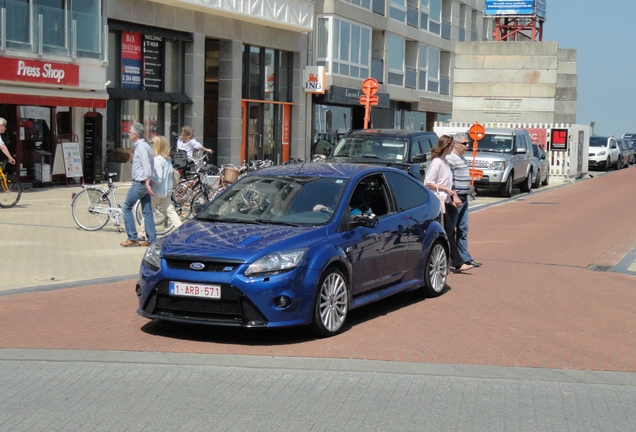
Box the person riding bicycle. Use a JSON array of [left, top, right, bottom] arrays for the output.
[[0, 118, 16, 166], [176, 126, 213, 157]]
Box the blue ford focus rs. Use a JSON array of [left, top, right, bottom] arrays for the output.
[[136, 163, 449, 337]]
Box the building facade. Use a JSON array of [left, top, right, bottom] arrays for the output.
[[0, 0, 107, 184], [310, 0, 491, 155], [0, 0, 492, 184]]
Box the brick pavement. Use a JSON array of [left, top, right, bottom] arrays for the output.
[[1, 169, 635, 372]]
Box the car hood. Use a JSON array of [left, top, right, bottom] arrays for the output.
[[161, 220, 326, 261]]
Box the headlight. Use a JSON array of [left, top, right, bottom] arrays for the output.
[[597, 150, 606, 156], [143, 238, 165, 270], [490, 161, 507, 170], [245, 249, 306, 276]]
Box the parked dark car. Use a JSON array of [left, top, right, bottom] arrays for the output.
[[137, 163, 450, 337], [328, 129, 439, 180], [531, 144, 550, 188], [619, 138, 635, 165], [617, 139, 631, 169]]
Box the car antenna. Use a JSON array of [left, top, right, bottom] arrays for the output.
[[295, 159, 306, 175]]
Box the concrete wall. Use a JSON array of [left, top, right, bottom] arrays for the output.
[[451, 41, 577, 125]]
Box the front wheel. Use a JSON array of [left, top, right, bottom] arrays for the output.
[[532, 168, 541, 189], [519, 170, 532, 193], [311, 268, 349, 338], [71, 188, 111, 230], [499, 174, 513, 198], [422, 241, 449, 297], [0, 174, 22, 208]]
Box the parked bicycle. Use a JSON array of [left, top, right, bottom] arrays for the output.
[[71, 173, 172, 234], [0, 160, 22, 208]]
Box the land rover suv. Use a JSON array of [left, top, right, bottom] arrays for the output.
[[469, 128, 534, 197], [328, 129, 439, 180]]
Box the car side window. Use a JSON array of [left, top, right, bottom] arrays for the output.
[[385, 171, 428, 211], [349, 174, 390, 217]]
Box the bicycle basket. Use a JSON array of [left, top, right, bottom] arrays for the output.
[[222, 167, 240, 184]]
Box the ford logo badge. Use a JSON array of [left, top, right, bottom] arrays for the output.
[[190, 262, 205, 271]]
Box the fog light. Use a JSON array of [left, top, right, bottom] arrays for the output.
[[274, 296, 291, 309], [136, 284, 143, 297]]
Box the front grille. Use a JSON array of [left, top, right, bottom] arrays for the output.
[[142, 280, 267, 326], [473, 160, 490, 169], [164, 254, 243, 272]]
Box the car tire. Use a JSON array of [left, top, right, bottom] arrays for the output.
[[532, 168, 541, 189], [617, 158, 623, 170], [311, 267, 349, 338], [542, 170, 549, 186], [605, 157, 611, 171], [422, 240, 448, 297], [499, 174, 513, 197]]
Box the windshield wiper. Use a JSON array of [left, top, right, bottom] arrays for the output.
[[254, 218, 300, 227]]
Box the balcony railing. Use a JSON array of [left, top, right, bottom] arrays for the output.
[[1, 2, 106, 60], [440, 74, 450, 95], [405, 66, 416, 89], [441, 18, 451, 40], [371, 58, 384, 83]]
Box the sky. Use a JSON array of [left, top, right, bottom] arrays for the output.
[[542, 2, 636, 137]]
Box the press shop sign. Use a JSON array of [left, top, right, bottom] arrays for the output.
[[0, 57, 79, 86]]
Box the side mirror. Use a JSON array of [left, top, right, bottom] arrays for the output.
[[350, 211, 378, 228], [411, 153, 427, 163]]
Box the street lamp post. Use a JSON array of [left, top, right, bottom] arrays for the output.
[[590, 122, 595, 136]]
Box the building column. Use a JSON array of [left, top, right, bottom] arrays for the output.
[[184, 33, 206, 143], [217, 39, 243, 165]]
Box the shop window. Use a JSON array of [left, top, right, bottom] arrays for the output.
[[121, 100, 140, 149]]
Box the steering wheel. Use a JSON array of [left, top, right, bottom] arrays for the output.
[[383, 154, 397, 160]]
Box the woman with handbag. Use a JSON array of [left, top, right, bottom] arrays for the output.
[[139, 135, 183, 241], [424, 135, 473, 273]]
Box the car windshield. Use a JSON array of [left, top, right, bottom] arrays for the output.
[[196, 175, 349, 226], [471, 134, 513, 152], [332, 136, 409, 162], [589, 137, 608, 147]]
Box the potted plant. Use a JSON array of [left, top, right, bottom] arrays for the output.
[[106, 148, 133, 182]]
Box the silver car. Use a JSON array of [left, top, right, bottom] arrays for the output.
[[531, 144, 550, 188]]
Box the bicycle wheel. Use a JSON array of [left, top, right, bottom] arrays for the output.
[[0, 174, 22, 208], [71, 188, 112, 231], [135, 200, 174, 236]]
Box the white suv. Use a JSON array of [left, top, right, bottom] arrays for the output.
[[588, 136, 620, 170]]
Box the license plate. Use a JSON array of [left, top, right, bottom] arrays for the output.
[[169, 281, 221, 299]]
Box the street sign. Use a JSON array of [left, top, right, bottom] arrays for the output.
[[361, 78, 379, 96], [469, 169, 484, 180], [359, 95, 379, 106], [360, 78, 380, 129], [469, 123, 485, 141]]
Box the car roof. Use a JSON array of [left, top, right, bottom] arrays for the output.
[[245, 162, 406, 179], [483, 128, 524, 135], [345, 129, 437, 139]]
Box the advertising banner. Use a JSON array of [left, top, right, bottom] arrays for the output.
[[121, 31, 142, 90], [485, 0, 546, 18]]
